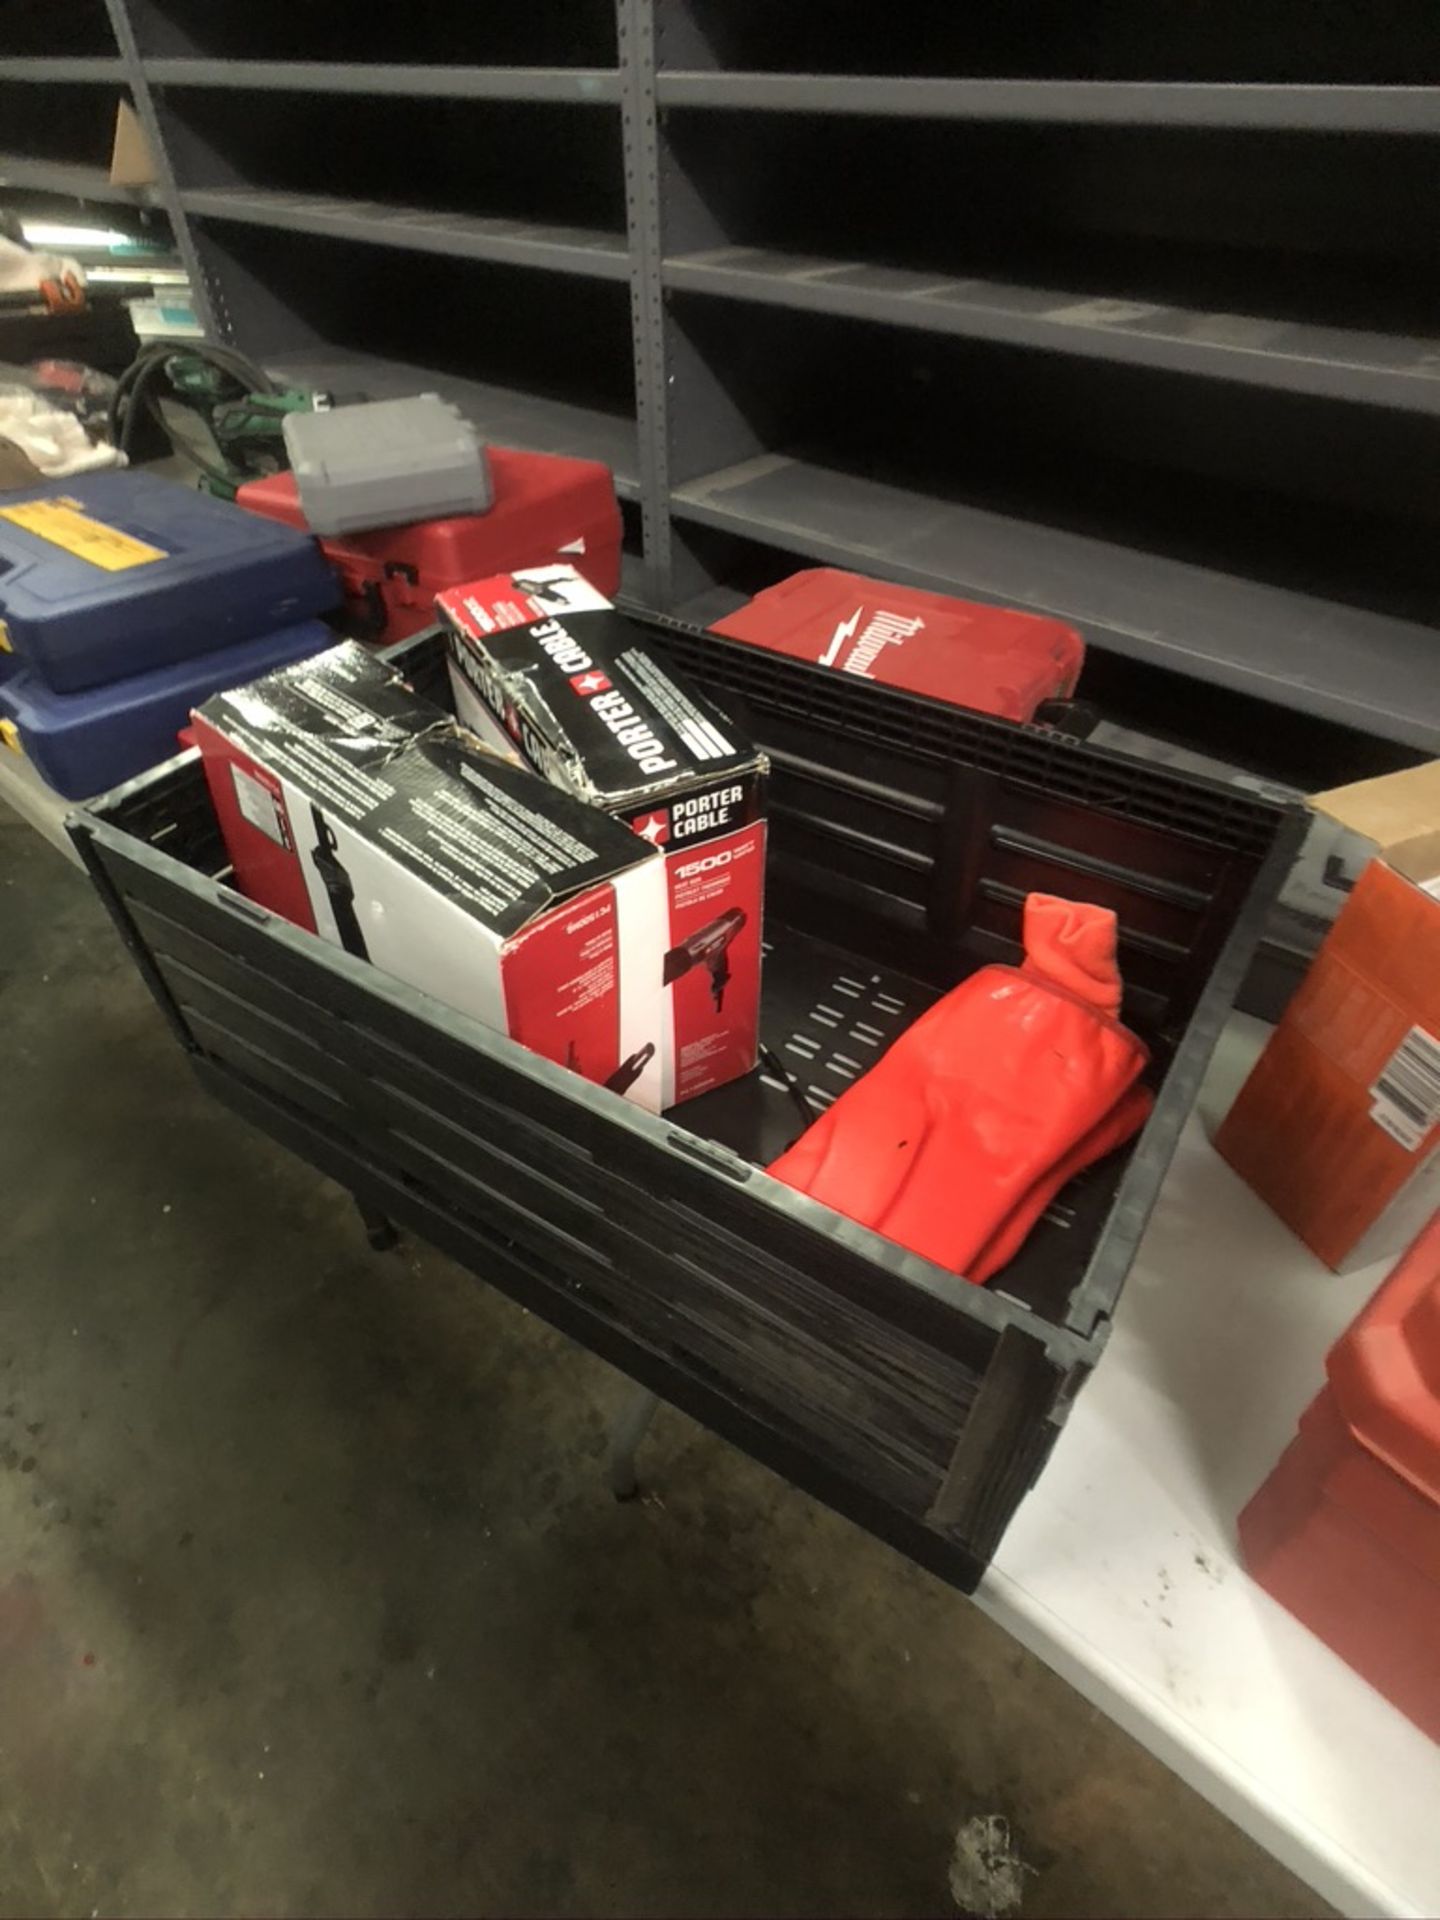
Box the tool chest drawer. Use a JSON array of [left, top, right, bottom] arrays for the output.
[[71, 612, 1303, 1587]]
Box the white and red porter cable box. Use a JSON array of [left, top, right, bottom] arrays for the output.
[[436, 566, 767, 1106], [191, 640, 669, 1110]]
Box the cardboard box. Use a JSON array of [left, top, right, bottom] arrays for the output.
[[191, 640, 668, 1110], [1215, 761, 1440, 1269], [437, 565, 768, 1107], [109, 100, 157, 190]]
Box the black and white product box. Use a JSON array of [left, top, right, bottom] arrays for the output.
[[436, 565, 768, 1106], [192, 640, 668, 1111]]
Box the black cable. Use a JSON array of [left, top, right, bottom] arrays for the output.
[[759, 1042, 819, 1137], [108, 340, 278, 477]]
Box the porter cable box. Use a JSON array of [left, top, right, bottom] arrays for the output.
[[0, 471, 339, 694], [192, 641, 668, 1112], [282, 395, 492, 538], [710, 569, 1084, 724], [437, 565, 767, 1106], [236, 447, 622, 643], [0, 617, 333, 800]]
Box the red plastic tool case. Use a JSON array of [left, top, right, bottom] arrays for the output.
[[1239, 1211, 1440, 1742], [236, 448, 622, 643], [709, 568, 1084, 723]]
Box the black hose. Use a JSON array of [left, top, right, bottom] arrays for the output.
[[108, 340, 278, 472]]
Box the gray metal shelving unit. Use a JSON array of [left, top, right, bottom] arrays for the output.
[[0, 151, 158, 206], [3, 0, 1437, 753]]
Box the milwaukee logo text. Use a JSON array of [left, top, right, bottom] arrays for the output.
[[825, 608, 926, 679]]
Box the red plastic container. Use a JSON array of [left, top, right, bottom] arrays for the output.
[[1329, 1210, 1440, 1502], [1240, 1211, 1440, 1742], [236, 449, 622, 643], [709, 568, 1084, 723]]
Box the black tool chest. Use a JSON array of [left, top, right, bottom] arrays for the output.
[[71, 612, 1304, 1589]]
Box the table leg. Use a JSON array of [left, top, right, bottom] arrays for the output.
[[356, 1200, 399, 1253], [609, 1386, 660, 1501]]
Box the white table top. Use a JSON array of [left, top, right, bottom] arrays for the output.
[[981, 1018, 1438, 1920], [4, 758, 1433, 1915]]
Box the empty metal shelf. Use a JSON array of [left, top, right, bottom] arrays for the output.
[[670, 454, 1438, 750], [180, 188, 630, 280], [656, 73, 1440, 132], [0, 57, 126, 83], [0, 152, 158, 205], [270, 348, 639, 498], [144, 61, 620, 101], [663, 247, 1440, 414]]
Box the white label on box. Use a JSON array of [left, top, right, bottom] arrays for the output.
[[1369, 1023, 1440, 1151], [231, 762, 287, 846], [510, 564, 611, 616]]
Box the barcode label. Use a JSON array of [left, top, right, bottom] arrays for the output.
[[1369, 1024, 1440, 1152], [231, 762, 288, 848]]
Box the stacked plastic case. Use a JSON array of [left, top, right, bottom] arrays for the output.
[[0, 471, 337, 798], [280, 395, 492, 536], [1240, 1211, 1440, 1742], [237, 448, 623, 643]]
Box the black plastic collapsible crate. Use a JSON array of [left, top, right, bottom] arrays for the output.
[[70, 612, 1304, 1590]]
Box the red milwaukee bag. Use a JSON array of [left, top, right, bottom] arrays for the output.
[[237, 448, 622, 644], [768, 895, 1151, 1284], [710, 569, 1084, 723]]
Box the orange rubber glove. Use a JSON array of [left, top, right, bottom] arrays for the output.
[[768, 894, 1153, 1284]]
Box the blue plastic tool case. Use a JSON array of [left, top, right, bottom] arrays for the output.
[[0, 618, 334, 800], [0, 471, 338, 694]]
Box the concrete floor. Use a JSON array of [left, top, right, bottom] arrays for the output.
[[0, 806, 1328, 1920]]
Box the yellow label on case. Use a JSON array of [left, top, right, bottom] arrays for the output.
[[0, 719, 21, 754], [0, 499, 168, 571], [0, 620, 11, 653]]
